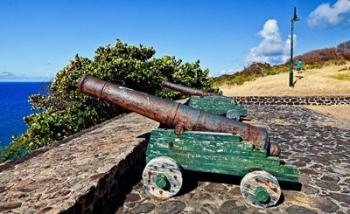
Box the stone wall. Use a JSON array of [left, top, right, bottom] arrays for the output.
[[233, 96, 350, 105], [0, 113, 159, 213]]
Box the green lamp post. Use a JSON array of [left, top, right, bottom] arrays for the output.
[[289, 7, 300, 87]]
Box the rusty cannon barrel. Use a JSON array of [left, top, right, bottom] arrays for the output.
[[160, 80, 215, 97], [77, 75, 280, 156]]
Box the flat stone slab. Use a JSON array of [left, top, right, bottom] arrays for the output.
[[234, 96, 350, 105], [120, 106, 350, 214], [0, 113, 159, 213]]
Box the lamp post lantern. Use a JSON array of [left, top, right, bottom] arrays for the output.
[[289, 7, 300, 87]]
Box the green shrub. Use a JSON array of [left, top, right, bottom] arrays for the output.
[[303, 62, 323, 70], [326, 59, 347, 66], [0, 39, 218, 162], [0, 140, 29, 162]]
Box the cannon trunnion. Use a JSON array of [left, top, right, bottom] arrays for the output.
[[77, 75, 299, 208]]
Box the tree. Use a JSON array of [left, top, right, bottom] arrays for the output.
[[1, 39, 218, 162]]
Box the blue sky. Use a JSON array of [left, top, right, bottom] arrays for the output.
[[0, 0, 349, 81]]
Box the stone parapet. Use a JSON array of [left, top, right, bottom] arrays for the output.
[[233, 96, 350, 105], [0, 113, 159, 213]]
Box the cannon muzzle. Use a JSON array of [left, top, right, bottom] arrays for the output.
[[77, 75, 280, 156], [161, 81, 215, 97]]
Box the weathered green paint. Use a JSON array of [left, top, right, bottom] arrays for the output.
[[150, 129, 243, 142], [255, 186, 270, 203], [146, 129, 299, 183], [155, 174, 168, 190], [188, 96, 247, 118]]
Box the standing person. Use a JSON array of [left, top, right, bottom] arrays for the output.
[[296, 59, 303, 78]]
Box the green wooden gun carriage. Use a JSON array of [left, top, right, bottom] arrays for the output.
[[160, 81, 247, 120], [78, 76, 299, 208]]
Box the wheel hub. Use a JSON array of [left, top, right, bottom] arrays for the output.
[[255, 186, 270, 203], [155, 173, 169, 190]]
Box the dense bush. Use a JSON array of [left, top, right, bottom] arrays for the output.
[[297, 48, 350, 65], [0, 39, 218, 162]]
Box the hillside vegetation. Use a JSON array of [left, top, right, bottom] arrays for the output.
[[214, 40, 350, 86]]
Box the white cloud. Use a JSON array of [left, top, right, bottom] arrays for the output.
[[281, 34, 297, 63], [308, 0, 350, 27], [218, 67, 242, 76], [245, 19, 295, 66], [0, 71, 52, 82]]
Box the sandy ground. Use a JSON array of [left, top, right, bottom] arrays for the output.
[[304, 105, 350, 122], [221, 62, 350, 96]]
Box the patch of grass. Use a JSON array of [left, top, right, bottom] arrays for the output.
[[331, 59, 348, 66], [265, 65, 289, 75], [331, 73, 350, 81], [338, 66, 350, 72], [303, 62, 323, 70]]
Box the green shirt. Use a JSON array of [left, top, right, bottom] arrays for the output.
[[296, 60, 302, 69]]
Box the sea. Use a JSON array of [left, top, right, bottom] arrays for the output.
[[0, 82, 49, 148]]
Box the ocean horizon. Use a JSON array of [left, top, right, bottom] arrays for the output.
[[0, 82, 49, 148]]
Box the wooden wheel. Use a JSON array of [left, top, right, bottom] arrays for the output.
[[240, 171, 281, 208], [142, 156, 183, 200]]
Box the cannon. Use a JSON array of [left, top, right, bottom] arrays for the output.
[[78, 75, 299, 208], [161, 81, 247, 120]]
